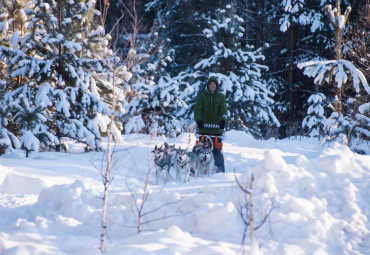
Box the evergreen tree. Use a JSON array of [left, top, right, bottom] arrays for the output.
[[12, 86, 58, 157], [0, 0, 32, 154], [125, 75, 186, 136], [124, 24, 186, 137], [0, 0, 112, 152], [342, 0, 370, 147], [86, 24, 128, 143], [188, 5, 279, 137], [343, 0, 369, 82], [302, 93, 327, 137], [0, 80, 21, 155], [92, 59, 130, 143], [298, 0, 370, 147], [261, 0, 333, 136], [144, 0, 229, 76]]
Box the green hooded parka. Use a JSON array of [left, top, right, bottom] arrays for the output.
[[194, 76, 227, 135]]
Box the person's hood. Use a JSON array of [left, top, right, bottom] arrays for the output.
[[206, 76, 219, 92]]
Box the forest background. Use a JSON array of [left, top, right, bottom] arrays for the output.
[[0, 0, 369, 156]]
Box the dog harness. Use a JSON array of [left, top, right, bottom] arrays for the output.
[[155, 157, 168, 169], [177, 160, 188, 169]]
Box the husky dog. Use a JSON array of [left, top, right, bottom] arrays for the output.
[[175, 146, 200, 183], [152, 142, 172, 185], [168, 143, 177, 168], [198, 146, 214, 177], [194, 135, 215, 177], [201, 135, 214, 151]]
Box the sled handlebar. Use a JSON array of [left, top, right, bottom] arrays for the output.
[[203, 123, 220, 129], [196, 123, 225, 139]]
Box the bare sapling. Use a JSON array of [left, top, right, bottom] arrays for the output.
[[234, 170, 273, 245], [98, 0, 129, 252], [130, 147, 152, 234], [125, 144, 185, 234], [98, 0, 181, 248], [98, 38, 136, 253], [100, 63, 118, 252]]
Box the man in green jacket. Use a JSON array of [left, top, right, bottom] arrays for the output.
[[194, 76, 228, 135], [194, 76, 228, 172]]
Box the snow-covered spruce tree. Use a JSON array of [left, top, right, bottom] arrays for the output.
[[0, 2, 13, 154], [278, 0, 328, 34], [189, 5, 279, 137], [343, 0, 370, 147], [11, 86, 58, 157], [0, 0, 35, 154], [91, 57, 128, 143], [144, 0, 227, 77], [0, 0, 112, 152], [0, 80, 22, 155], [301, 93, 327, 137], [83, 11, 128, 143], [124, 23, 187, 137], [298, 0, 370, 146], [0, 0, 31, 46], [343, 0, 369, 82], [173, 68, 203, 132], [277, 0, 330, 85], [267, 0, 333, 137]]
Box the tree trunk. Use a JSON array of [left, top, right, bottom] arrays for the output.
[[56, 125, 61, 152], [334, 0, 342, 60], [334, 0, 343, 114], [255, 0, 264, 50], [100, 167, 110, 253], [325, 0, 351, 115], [289, 23, 297, 118]]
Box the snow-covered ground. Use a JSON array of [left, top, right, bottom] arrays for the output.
[[0, 130, 369, 255]]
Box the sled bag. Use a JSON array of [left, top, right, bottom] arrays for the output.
[[196, 135, 223, 151]]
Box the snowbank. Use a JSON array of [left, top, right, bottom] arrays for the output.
[[0, 165, 47, 194], [0, 132, 369, 254]]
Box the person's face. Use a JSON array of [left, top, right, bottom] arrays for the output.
[[208, 81, 217, 94]]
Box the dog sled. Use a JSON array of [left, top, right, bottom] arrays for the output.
[[195, 123, 225, 173]]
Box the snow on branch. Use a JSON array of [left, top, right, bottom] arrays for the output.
[[359, 103, 370, 114], [324, 5, 351, 30], [297, 59, 370, 94]]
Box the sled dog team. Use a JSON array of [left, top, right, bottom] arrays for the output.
[[152, 136, 215, 185]]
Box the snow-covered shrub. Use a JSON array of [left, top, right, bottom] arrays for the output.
[[302, 93, 327, 137]]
